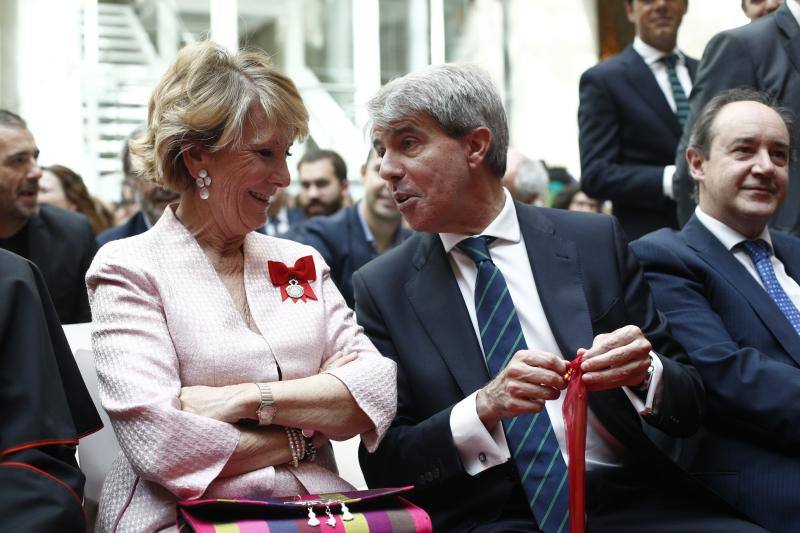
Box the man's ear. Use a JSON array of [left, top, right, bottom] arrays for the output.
[[181, 144, 206, 178], [685, 146, 706, 184], [464, 126, 493, 170], [624, 1, 636, 24]]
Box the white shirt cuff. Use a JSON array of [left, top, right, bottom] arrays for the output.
[[622, 351, 664, 415], [449, 391, 511, 476], [663, 165, 676, 199]]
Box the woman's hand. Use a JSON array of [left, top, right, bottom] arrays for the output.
[[320, 351, 359, 372], [180, 383, 258, 423]]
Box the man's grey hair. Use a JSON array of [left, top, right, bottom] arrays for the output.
[[514, 158, 549, 198], [0, 110, 27, 129], [367, 63, 509, 177]]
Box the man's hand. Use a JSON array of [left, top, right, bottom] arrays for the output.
[[580, 325, 652, 391], [476, 350, 567, 430]]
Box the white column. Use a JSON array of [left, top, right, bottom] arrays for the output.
[[16, 0, 87, 179], [283, 0, 305, 77], [408, 0, 429, 70], [210, 0, 238, 51], [430, 0, 445, 65], [156, 0, 179, 60], [352, 0, 381, 130]]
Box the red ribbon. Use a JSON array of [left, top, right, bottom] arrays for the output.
[[267, 255, 318, 303], [562, 353, 587, 533]]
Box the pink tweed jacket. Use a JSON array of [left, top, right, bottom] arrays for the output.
[[86, 208, 396, 532]]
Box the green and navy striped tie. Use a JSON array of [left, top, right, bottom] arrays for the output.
[[457, 236, 570, 533], [662, 54, 689, 129]]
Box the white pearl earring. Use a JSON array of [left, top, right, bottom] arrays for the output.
[[196, 169, 211, 199]]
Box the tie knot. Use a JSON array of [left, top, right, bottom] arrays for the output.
[[661, 54, 678, 69], [456, 236, 495, 265], [741, 239, 771, 262]]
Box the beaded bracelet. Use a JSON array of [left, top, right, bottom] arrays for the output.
[[285, 427, 305, 468]]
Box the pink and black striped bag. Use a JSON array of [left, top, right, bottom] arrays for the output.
[[176, 486, 432, 532]]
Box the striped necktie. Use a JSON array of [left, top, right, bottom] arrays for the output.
[[457, 236, 570, 533], [662, 54, 689, 128], [741, 239, 800, 336]]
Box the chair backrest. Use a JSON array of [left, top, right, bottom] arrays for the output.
[[62, 323, 122, 505]]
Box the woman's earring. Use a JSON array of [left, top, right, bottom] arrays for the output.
[[196, 169, 211, 200]]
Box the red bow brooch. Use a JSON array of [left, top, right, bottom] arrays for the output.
[[267, 255, 318, 303]]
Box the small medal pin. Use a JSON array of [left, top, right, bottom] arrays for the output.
[[286, 279, 305, 299]]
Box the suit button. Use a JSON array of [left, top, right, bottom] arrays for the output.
[[432, 467, 440, 478], [478, 452, 487, 463], [425, 471, 434, 482], [418, 475, 426, 485]]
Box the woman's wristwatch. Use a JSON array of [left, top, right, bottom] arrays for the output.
[[255, 382, 277, 425]]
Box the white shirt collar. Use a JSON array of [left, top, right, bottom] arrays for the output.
[[439, 188, 521, 253], [694, 206, 772, 252], [632, 36, 682, 66], [787, 0, 800, 27]]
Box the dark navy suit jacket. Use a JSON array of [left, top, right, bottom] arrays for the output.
[[631, 215, 800, 533], [353, 203, 712, 531], [296, 204, 410, 308], [578, 45, 698, 241], [97, 211, 149, 247]]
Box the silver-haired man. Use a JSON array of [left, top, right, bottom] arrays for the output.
[[353, 64, 763, 532]]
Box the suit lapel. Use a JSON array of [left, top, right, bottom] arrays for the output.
[[621, 45, 681, 137], [404, 233, 489, 397], [776, 2, 800, 77], [683, 216, 800, 365], [516, 205, 594, 359]]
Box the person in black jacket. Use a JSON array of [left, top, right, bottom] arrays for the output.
[[0, 110, 97, 323]]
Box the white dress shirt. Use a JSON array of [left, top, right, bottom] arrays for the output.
[[446, 189, 663, 475], [695, 207, 800, 309], [632, 36, 693, 200], [788, 0, 800, 27]]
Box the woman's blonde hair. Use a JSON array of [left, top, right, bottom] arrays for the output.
[[130, 41, 309, 192]]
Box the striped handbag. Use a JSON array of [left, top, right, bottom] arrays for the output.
[[176, 486, 432, 532]]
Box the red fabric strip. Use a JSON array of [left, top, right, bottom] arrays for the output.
[[562, 354, 587, 533]]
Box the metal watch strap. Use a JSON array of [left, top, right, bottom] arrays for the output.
[[256, 382, 277, 425]]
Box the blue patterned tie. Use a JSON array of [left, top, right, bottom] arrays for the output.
[[457, 236, 570, 533], [742, 239, 800, 336], [662, 54, 689, 128]]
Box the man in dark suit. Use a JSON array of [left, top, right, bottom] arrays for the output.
[[98, 127, 178, 246], [354, 64, 761, 532], [297, 149, 411, 307], [674, 1, 800, 235], [0, 110, 96, 324], [632, 89, 799, 533], [579, 0, 697, 240]]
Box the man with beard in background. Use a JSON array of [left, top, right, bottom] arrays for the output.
[[297, 148, 411, 307], [0, 110, 96, 324], [296, 148, 349, 218], [98, 127, 179, 245]]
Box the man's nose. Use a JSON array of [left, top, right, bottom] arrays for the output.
[[27, 162, 42, 181], [752, 148, 777, 176], [379, 153, 403, 184]]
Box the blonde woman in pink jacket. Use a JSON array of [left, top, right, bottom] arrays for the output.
[[86, 41, 396, 532]]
